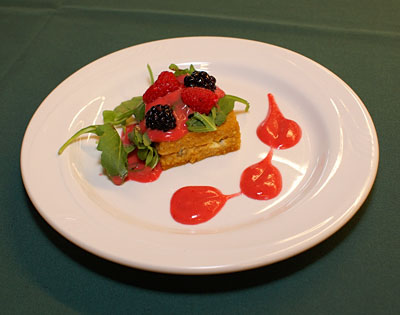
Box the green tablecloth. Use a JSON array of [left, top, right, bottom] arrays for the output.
[[1, 0, 399, 314]]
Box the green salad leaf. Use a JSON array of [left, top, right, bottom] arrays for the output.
[[58, 95, 154, 183], [58, 124, 129, 180], [96, 124, 129, 179], [103, 96, 145, 125], [186, 112, 217, 132], [58, 125, 98, 155], [147, 64, 154, 84], [169, 63, 196, 76], [215, 94, 250, 125]]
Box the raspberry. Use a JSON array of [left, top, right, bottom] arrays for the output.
[[181, 87, 218, 114], [143, 71, 181, 104], [184, 71, 216, 91], [145, 105, 176, 132]]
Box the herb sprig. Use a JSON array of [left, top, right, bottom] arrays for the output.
[[169, 63, 196, 76], [102, 96, 145, 126], [128, 127, 159, 169], [58, 96, 154, 182], [58, 124, 131, 179]]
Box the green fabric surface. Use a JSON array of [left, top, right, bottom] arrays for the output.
[[1, 0, 399, 314]]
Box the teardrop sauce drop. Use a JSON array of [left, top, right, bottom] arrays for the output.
[[240, 149, 282, 200], [256, 93, 302, 149], [170, 186, 241, 225]]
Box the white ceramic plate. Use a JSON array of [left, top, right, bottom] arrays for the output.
[[21, 37, 378, 274]]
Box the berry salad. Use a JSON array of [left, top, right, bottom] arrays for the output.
[[58, 64, 249, 185]]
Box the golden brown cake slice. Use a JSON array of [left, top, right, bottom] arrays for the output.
[[156, 111, 241, 170]]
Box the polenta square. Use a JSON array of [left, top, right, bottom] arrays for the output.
[[157, 111, 241, 170]]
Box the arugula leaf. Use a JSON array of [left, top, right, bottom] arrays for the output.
[[169, 64, 196, 76], [147, 64, 154, 84], [132, 101, 145, 122], [103, 96, 145, 125], [58, 124, 128, 180], [186, 112, 217, 132], [96, 124, 129, 179], [58, 125, 99, 155], [214, 109, 228, 126], [214, 94, 250, 126], [220, 94, 250, 112]]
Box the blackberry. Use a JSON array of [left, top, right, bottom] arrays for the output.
[[145, 105, 176, 132], [184, 71, 216, 91]]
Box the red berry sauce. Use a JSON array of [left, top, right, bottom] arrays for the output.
[[257, 93, 301, 149], [170, 93, 302, 225], [239, 149, 282, 200], [170, 186, 241, 225], [140, 89, 191, 142]]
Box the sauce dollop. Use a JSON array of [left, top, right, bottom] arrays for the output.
[[256, 93, 302, 149], [170, 186, 240, 225], [240, 149, 282, 200]]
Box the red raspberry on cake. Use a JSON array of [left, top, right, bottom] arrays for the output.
[[143, 71, 181, 104], [181, 87, 218, 114]]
